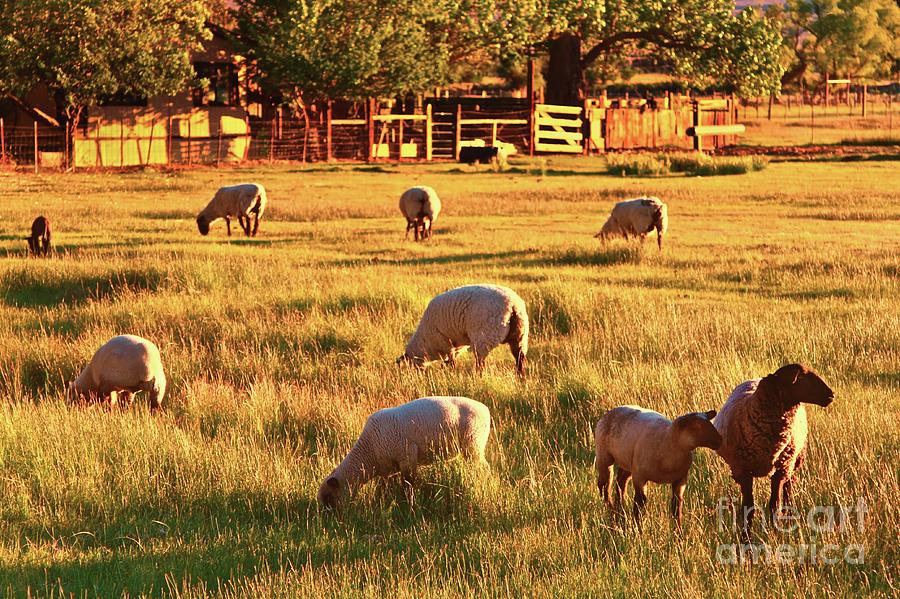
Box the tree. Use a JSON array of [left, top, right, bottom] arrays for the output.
[[488, 0, 785, 104], [232, 0, 497, 106], [0, 0, 210, 148], [769, 0, 900, 88]]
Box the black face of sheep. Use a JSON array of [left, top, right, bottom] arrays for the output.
[[196, 215, 211, 236], [318, 476, 344, 508], [772, 363, 834, 408], [674, 410, 723, 450]]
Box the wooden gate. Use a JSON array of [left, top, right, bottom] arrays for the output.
[[534, 103, 583, 153]]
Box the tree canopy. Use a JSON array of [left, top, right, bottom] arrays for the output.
[[0, 0, 210, 123], [768, 0, 900, 87]]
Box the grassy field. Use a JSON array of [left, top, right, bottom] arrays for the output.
[[0, 157, 897, 597]]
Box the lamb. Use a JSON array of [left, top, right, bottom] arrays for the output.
[[594, 196, 668, 251], [398, 186, 441, 241], [594, 406, 722, 523], [67, 335, 166, 411], [196, 183, 267, 237], [27, 215, 51, 256], [317, 396, 491, 508], [396, 284, 528, 377], [713, 363, 834, 535]]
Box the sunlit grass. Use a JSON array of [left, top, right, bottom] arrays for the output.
[[0, 158, 897, 596]]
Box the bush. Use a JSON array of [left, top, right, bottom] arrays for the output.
[[606, 152, 768, 177]]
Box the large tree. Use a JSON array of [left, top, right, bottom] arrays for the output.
[[491, 0, 785, 105], [768, 0, 900, 87], [232, 0, 497, 105], [0, 0, 210, 140]]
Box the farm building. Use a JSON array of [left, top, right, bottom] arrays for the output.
[[0, 24, 259, 168]]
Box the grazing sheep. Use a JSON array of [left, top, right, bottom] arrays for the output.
[[27, 215, 51, 256], [196, 183, 267, 237], [317, 396, 491, 508], [398, 186, 441, 241], [594, 406, 722, 523], [459, 145, 508, 169], [594, 196, 668, 251], [397, 284, 528, 377], [714, 364, 834, 535], [67, 335, 166, 411]]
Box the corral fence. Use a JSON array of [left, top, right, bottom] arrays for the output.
[[2, 89, 897, 170]]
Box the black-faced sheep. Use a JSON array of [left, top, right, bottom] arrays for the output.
[[398, 186, 441, 241], [27, 216, 51, 256], [67, 335, 166, 411], [196, 183, 267, 237], [317, 396, 491, 508], [397, 284, 528, 377], [595, 197, 668, 251], [713, 363, 834, 535], [594, 406, 722, 523]]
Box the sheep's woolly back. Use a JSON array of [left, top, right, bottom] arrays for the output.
[[198, 183, 267, 221], [598, 196, 667, 238], [329, 396, 490, 488], [398, 186, 441, 223], [405, 284, 528, 363], [714, 378, 808, 478], [72, 335, 166, 404]]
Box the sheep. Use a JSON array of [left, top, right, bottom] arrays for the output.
[[459, 145, 508, 169], [396, 284, 528, 377], [594, 406, 722, 524], [196, 183, 267, 237], [594, 196, 668, 251], [67, 335, 166, 411], [398, 186, 441, 241], [713, 363, 834, 535], [27, 215, 51, 256], [317, 396, 491, 508]]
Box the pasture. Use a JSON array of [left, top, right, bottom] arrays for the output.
[[0, 157, 897, 597]]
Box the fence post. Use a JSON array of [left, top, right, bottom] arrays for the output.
[[167, 115, 172, 165], [216, 121, 222, 167], [767, 94, 773, 120], [454, 103, 462, 161], [862, 84, 867, 118], [269, 117, 275, 163], [120, 119, 125, 167], [425, 103, 433, 161], [367, 99, 375, 162], [1, 118, 6, 162], [34, 122, 39, 173], [527, 57, 535, 156], [397, 116, 404, 162], [693, 102, 702, 152], [65, 120, 69, 170], [96, 116, 101, 167], [326, 100, 333, 162], [187, 118, 192, 166]]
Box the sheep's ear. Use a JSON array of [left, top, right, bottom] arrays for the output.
[[705, 410, 716, 420]]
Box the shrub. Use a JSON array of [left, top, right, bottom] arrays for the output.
[[606, 152, 768, 177], [605, 153, 669, 176]]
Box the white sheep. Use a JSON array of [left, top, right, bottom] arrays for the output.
[[398, 186, 441, 241], [317, 396, 491, 507], [594, 196, 668, 251], [397, 284, 529, 377], [67, 335, 166, 411], [196, 183, 267, 237], [594, 405, 721, 523]]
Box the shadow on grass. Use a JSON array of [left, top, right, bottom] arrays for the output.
[[2, 268, 166, 308]]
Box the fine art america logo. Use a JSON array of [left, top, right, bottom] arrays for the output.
[[714, 497, 867, 565]]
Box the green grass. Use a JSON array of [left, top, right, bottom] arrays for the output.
[[0, 157, 898, 597]]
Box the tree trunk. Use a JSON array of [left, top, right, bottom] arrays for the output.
[[545, 33, 584, 106]]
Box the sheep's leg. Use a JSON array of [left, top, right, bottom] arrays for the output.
[[671, 479, 686, 525], [614, 468, 631, 508], [768, 471, 787, 521], [632, 479, 648, 523], [657, 228, 663, 252], [225, 216, 232, 237], [251, 212, 260, 236], [595, 454, 614, 504], [736, 475, 755, 536], [399, 443, 419, 484], [471, 344, 489, 374]]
